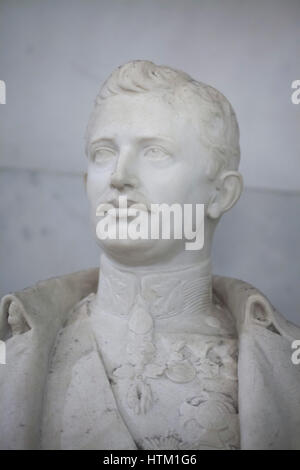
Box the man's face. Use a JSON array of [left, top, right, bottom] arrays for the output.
[[86, 92, 214, 265]]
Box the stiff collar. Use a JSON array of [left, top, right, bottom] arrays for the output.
[[95, 254, 213, 320]]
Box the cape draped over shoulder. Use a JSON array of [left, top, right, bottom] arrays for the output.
[[0, 269, 300, 450]]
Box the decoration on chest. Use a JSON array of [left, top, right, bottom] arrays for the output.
[[110, 295, 238, 416]]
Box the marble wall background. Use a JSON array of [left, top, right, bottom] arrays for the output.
[[0, 0, 299, 325]]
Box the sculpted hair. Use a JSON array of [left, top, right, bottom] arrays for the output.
[[86, 60, 240, 179]]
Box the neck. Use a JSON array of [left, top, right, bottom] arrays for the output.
[[95, 253, 213, 321]]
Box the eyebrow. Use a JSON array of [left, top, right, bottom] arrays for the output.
[[90, 135, 175, 147], [90, 138, 116, 147], [137, 136, 175, 145]]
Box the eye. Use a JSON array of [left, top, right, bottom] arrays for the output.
[[144, 146, 171, 162], [93, 147, 116, 164]]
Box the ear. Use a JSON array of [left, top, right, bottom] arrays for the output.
[[207, 171, 243, 219], [83, 172, 87, 192]]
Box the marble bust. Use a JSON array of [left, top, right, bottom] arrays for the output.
[[1, 60, 300, 450]]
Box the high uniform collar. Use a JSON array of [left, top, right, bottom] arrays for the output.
[[95, 254, 213, 320]]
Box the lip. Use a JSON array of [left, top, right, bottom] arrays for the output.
[[107, 207, 139, 218], [96, 197, 151, 219], [109, 198, 150, 212]]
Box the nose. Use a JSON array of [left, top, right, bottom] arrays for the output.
[[110, 150, 139, 190]]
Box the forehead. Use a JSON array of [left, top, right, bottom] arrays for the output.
[[88, 92, 199, 144]]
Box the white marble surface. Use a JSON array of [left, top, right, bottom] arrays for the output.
[[0, 0, 300, 191], [0, 168, 299, 326], [1, 55, 300, 451]]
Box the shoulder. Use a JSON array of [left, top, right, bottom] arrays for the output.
[[0, 268, 98, 342], [212, 275, 300, 340]]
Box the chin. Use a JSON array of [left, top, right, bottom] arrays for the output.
[[98, 238, 180, 267]]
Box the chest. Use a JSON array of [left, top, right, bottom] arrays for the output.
[[92, 315, 240, 450]]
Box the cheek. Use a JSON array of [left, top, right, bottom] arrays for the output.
[[86, 166, 110, 203], [140, 162, 187, 197], [86, 181, 102, 212], [147, 168, 211, 205]]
